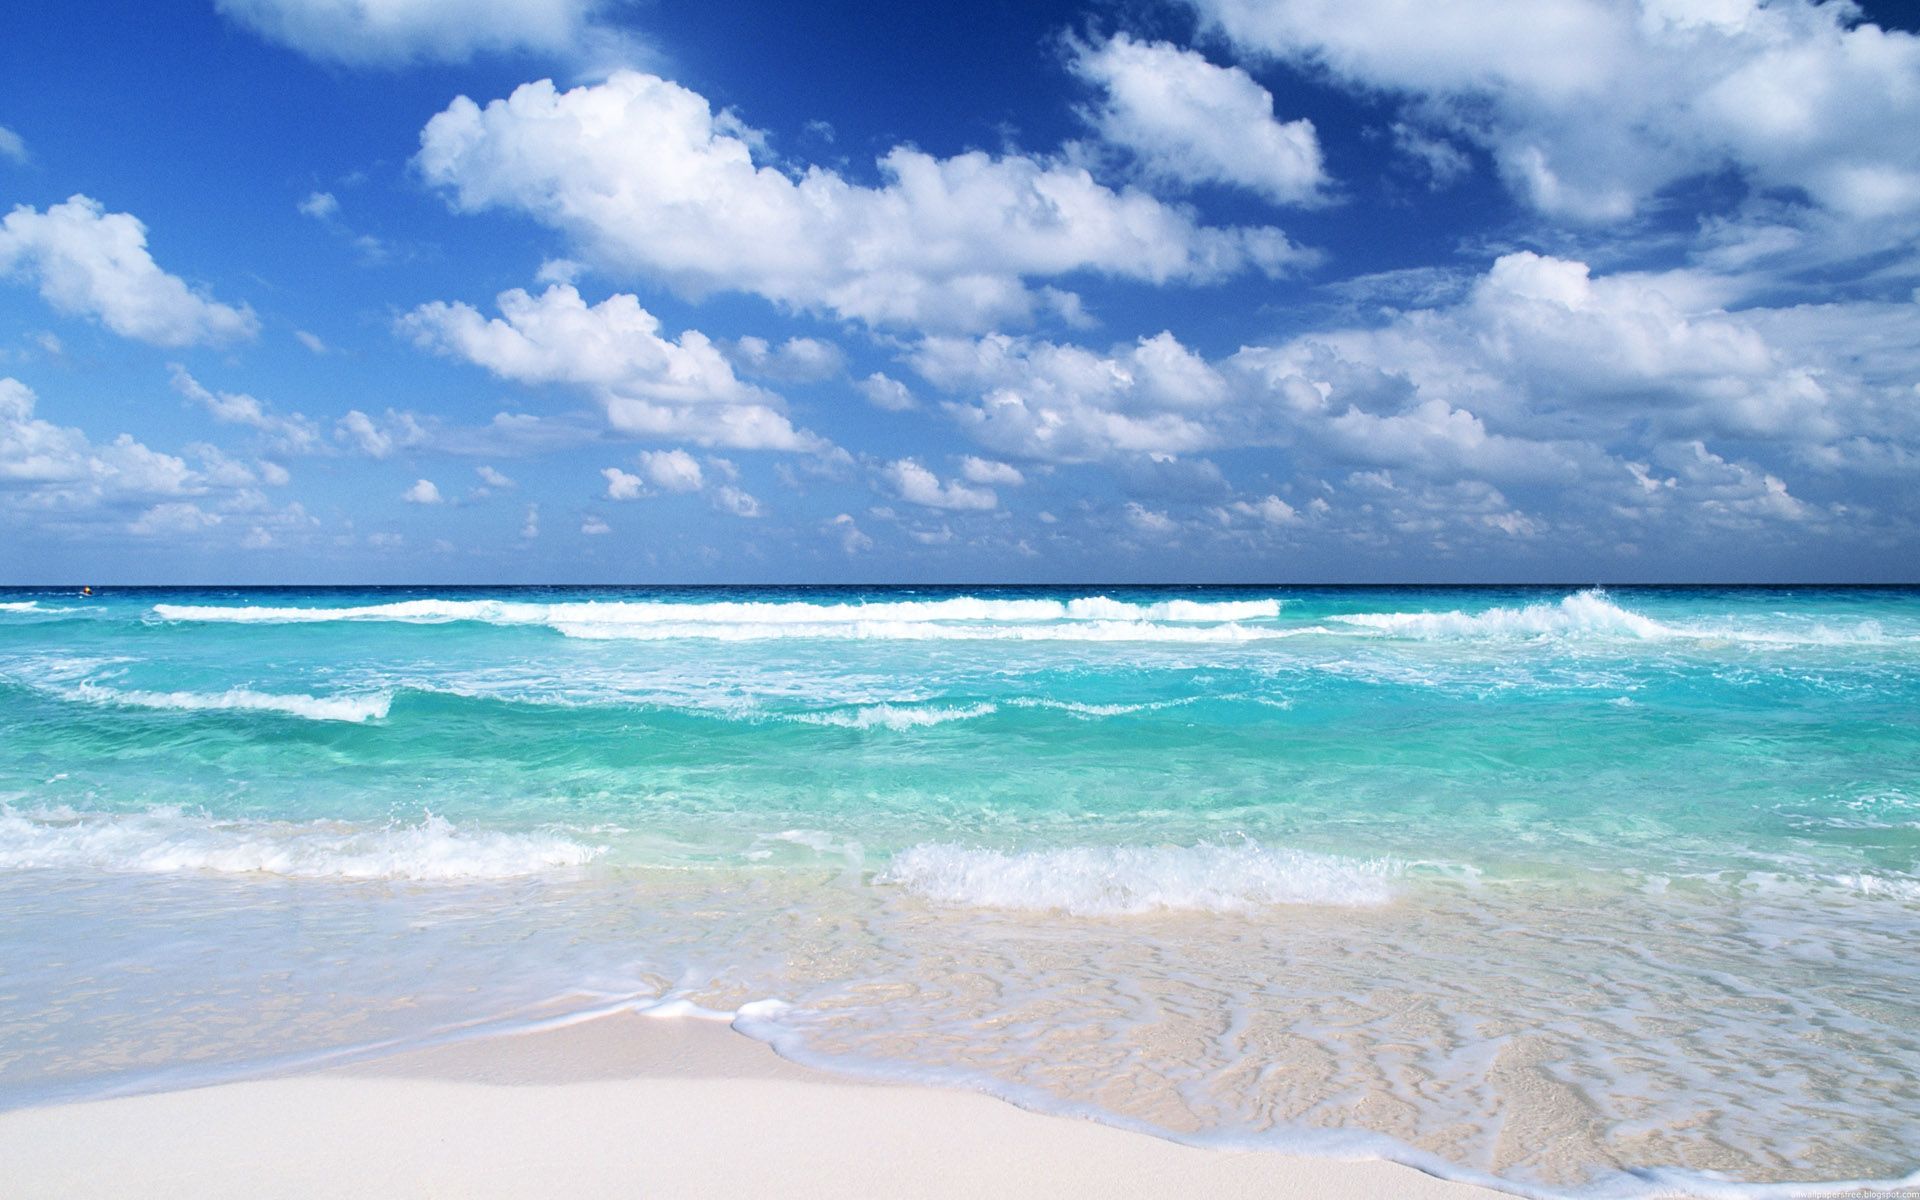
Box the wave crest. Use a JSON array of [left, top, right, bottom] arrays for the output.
[[0, 808, 602, 880], [1331, 589, 1673, 640], [70, 682, 393, 723], [788, 703, 997, 731], [151, 596, 1289, 642], [878, 842, 1404, 915]]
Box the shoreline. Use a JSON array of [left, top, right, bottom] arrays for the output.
[[0, 1012, 1506, 1199]]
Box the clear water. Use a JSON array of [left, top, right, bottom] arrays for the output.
[[2, 585, 1917, 1196]]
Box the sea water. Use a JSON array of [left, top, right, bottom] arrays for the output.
[[1, 586, 1916, 1196]]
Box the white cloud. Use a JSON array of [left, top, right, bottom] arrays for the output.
[[580, 515, 611, 534], [1213, 494, 1299, 526], [636, 448, 704, 492], [129, 502, 222, 537], [168, 365, 321, 454], [858, 372, 917, 412], [476, 464, 514, 488], [1124, 502, 1177, 534], [1072, 34, 1327, 205], [882, 458, 999, 511], [417, 71, 1308, 333], [727, 335, 844, 381], [914, 330, 1236, 462], [958, 456, 1024, 486], [1188, 0, 1920, 224], [712, 484, 762, 517], [403, 478, 443, 504], [1, 377, 199, 502], [825, 512, 873, 553], [298, 191, 339, 219], [521, 503, 540, 539], [294, 330, 327, 354], [401, 284, 827, 451], [601, 466, 644, 500], [214, 0, 620, 66], [0, 126, 26, 164], [0, 196, 257, 346], [335, 409, 426, 458]]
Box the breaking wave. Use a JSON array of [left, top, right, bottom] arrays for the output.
[[787, 703, 998, 731], [1331, 589, 1675, 640], [0, 808, 602, 880], [878, 842, 1405, 915], [69, 682, 393, 723], [149, 596, 1302, 643]]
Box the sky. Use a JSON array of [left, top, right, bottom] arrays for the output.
[[1, 0, 1918, 584]]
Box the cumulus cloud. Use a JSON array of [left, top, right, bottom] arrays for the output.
[[580, 515, 611, 534], [1, 378, 193, 498], [958, 456, 1024, 486], [1071, 34, 1327, 205], [417, 71, 1309, 333], [0, 378, 305, 544], [298, 190, 339, 219], [335, 409, 427, 459], [636, 448, 704, 492], [476, 464, 514, 488], [825, 512, 873, 553], [601, 466, 644, 500], [1212, 494, 1299, 527], [913, 329, 1237, 462], [882, 458, 999, 511], [401, 283, 828, 451], [727, 335, 844, 382], [858, 372, 917, 412], [1187, 0, 1920, 224], [0, 196, 257, 346], [0, 126, 26, 164], [900, 249, 1915, 548], [711, 484, 762, 517], [402, 478, 443, 504], [129, 501, 221, 537], [168, 365, 321, 454], [214, 0, 623, 66]]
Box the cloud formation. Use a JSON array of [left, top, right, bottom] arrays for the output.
[[0, 197, 257, 346], [1072, 34, 1326, 205], [417, 71, 1309, 332], [1188, 0, 1920, 224], [402, 284, 827, 451], [214, 0, 620, 66]]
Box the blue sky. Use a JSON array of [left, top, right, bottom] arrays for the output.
[[2, 0, 1917, 583]]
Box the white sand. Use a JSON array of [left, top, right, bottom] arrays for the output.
[[0, 1014, 1505, 1199]]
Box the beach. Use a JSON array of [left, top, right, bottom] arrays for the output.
[[3, 585, 1918, 1197], [0, 1013, 1500, 1200]]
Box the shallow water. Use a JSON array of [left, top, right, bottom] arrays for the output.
[[2, 585, 1917, 1195]]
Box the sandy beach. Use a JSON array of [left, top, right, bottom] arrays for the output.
[[0, 1013, 1504, 1199]]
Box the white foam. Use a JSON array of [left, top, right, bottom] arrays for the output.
[[551, 618, 1307, 643], [0, 808, 602, 880], [1332, 588, 1675, 641], [789, 703, 997, 731], [878, 842, 1403, 915], [150, 596, 1289, 641], [70, 682, 393, 723], [0, 601, 72, 614]]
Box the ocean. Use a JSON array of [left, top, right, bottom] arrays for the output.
[[1, 585, 1916, 1196]]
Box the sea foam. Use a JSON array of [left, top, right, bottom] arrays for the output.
[[788, 703, 998, 731], [1331, 588, 1675, 640], [879, 842, 1403, 915], [150, 595, 1287, 641], [70, 682, 393, 723], [0, 808, 602, 880]]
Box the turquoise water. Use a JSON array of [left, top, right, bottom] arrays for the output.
[[2, 586, 1917, 1195]]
